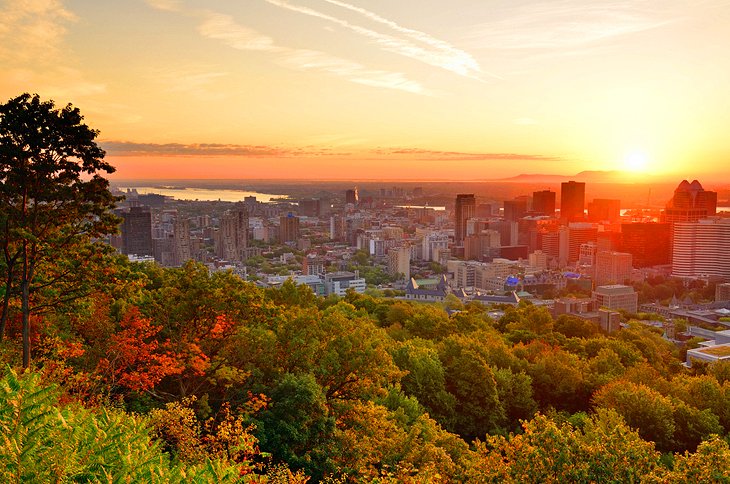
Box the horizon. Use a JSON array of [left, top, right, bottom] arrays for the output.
[[2, 1, 730, 181]]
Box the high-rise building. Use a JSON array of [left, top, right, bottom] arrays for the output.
[[663, 180, 717, 223], [568, 223, 598, 263], [279, 213, 300, 244], [620, 223, 671, 267], [215, 205, 249, 262], [532, 190, 556, 216], [672, 218, 730, 279], [345, 188, 359, 205], [454, 194, 476, 245], [593, 284, 638, 313], [298, 199, 321, 217], [173, 218, 191, 266], [464, 230, 501, 261], [560, 181, 586, 223], [587, 199, 621, 222], [121, 206, 153, 256], [503, 197, 529, 222], [595, 251, 633, 286], [387, 246, 411, 280]]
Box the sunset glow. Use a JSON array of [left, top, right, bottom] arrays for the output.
[[1, 0, 729, 181]]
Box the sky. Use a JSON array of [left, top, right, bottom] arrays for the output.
[[1, 0, 729, 181]]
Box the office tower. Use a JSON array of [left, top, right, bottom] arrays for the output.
[[298, 199, 320, 217], [560, 181, 586, 223], [593, 285, 638, 313], [215, 205, 249, 262], [663, 179, 717, 223], [620, 223, 670, 267], [568, 223, 598, 263], [532, 190, 556, 216], [279, 213, 300, 243], [595, 251, 633, 286], [587, 199, 621, 222], [464, 230, 501, 261], [345, 188, 359, 205], [671, 218, 730, 279], [454, 194, 476, 245], [172, 218, 191, 266], [387, 246, 411, 280], [121, 206, 153, 256], [503, 197, 528, 222]]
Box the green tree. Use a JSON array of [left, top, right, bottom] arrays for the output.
[[0, 94, 118, 368]]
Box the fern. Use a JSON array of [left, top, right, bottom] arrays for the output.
[[0, 368, 256, 483]]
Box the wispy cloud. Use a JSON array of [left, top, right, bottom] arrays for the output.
[[0, 0, 76, 64], [373, 148, 561, 162], [0, 1, 105, 100], [197, 12, 280, 52], [277, 50, 431, 95], [263, 0, 494, 80], [465, 1, 676, 51], [100, 141, 349, 157], [151, 65, 229, 99], [144, 3, 431, 95]]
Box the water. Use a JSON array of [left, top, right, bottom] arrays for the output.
[[396, 205, 446, 211], [117, 186, 287, 203]]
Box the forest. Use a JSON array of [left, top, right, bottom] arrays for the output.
[[1, 94, 729, 482], [1, 257, 730, 482]]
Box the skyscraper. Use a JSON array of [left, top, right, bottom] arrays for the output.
[[560, 181, 586, 223], [121, 206, 153, 256], [595, 251, 633, 286], [503, 197, 529, 222], [215, 205, 249, 262], [671, 218, 730, 279], [454, 194, 476, 245], [587, 199, 621, 222], [663, 180, 717, 223], [279, 213, 300, 244], [620, 223, 670, 267], [172, 218, 191, 266], [532, 190, 556, 216], [345, 188, 359, 205]]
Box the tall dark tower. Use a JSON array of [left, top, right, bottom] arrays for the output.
[[345, 188, 359, 205], [454, 194, 476, 245], [121, 206, 153, 256], [532, 190, 556, 216], [560, 181, 586, 223], [663, 180, 717, 223]]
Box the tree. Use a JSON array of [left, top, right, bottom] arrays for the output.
[[0, 93, 118, 367]]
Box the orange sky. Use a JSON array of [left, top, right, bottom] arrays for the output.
[[2, 0, 729, 181]]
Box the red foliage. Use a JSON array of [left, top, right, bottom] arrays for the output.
[[98, 307, 184, 392]]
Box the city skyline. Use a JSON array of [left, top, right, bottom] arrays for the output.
[[1, 0, 729, 181]]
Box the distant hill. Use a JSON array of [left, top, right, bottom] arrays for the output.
[[496, 170, 651, 183]]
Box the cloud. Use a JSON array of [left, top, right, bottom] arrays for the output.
[[373, 148, 561, 162], [263, 0, 494, 79], [465, 1, 676, 51], [145, 0, 181, 12], [151, 66, 229, 99], [100, 141, 349, 157], [277, 50, 431, 95], [146, 4, 430, 95], [0, 0, 77, 64], [197, 12, 280, 51]]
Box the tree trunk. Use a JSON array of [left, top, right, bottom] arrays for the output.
[[0, 276, 10, 341], [21, 277, 30, 369], [21, 239, 30, 369]]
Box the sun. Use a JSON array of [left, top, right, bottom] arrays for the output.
[[622, 152, 649, 172]]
